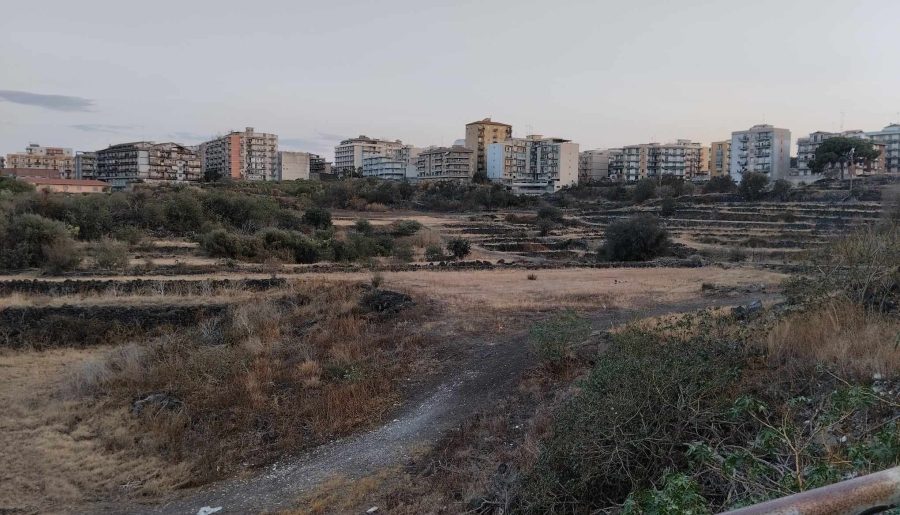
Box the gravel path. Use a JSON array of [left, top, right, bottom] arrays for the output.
[[111, 294, 774, 515]]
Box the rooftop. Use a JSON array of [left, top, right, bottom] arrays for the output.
[[21, 177, 110, 187]]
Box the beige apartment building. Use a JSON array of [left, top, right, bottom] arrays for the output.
[[333, 136, 407, 173], [709, 141, 731, 177], [730, 124, 791, 183], [416, 145, 474, 182], [97, 142, 201, 189], [621, 140, 708, 181], [6, 143, 75, 177], [579, 148, 623, 182], [201, 127, 278, 181], [465, 118, 512, 179], [487, 135, 579, 194]]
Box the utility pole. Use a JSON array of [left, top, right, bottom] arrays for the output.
[[848, 147, 855, 196]]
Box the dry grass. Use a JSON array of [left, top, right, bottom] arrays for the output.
[[763, 300, 900, 379]]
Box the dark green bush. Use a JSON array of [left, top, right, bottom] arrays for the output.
[[632, 179, 657, 203], [0, 177, 34, 194], [660, 196, 676, 217], [601, 215, 670, 261], [446, 238, 471, 260], [303, 207, 332, 229], [199, 229, 261, 260], [424, 244, 445, 262], [390, 220, 422, 237], [702, 176, 737, 194], [739, 172, 769, 201], [0, 213, 81, 271]]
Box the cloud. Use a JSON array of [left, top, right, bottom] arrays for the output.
[[70, 123, 137, 134], [0, 90, 94, 112]]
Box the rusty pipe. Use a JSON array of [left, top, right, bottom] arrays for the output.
[[722, 466, 900, 515]]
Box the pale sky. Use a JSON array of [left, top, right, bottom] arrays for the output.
[[2, 0, 899, 160]]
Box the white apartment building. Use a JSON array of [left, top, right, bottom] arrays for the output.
[[360, 145, 421, 181], [729, 124, 791, 183], [416, 145, 474, 182], [74, 151, 97, 180], [621, 140, 708, 182], [334, 136, 407, 173], [487, 135, 579, 194], [277, 151, 311, 181], [867, 123, 900, 174], [201, 127, 278, 181]]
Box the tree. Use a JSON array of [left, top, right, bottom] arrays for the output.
[[446, 238, 471, 260], [303, 207, 332, 229], [703, 175, 737, 194], [739, 172, 769, 201], [770, 179, 792, 201], [808, 137, 880, 179], [601, 215, 670, 262], [659, 196, 676, 217], [632, 179, 656, 203]]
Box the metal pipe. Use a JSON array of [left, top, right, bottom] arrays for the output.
[[722, 466, 900, 515]]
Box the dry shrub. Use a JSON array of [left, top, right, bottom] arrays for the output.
[[764, 300, 900, 379], [70, 281, 430, 484]]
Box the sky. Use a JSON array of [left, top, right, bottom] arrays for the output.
[[2, 0, 899, 160]]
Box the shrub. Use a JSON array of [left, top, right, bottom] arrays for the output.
[[199, 229, 261, 260], [446, 238, 471, 260], [601, 215, 670, 261], [164, 189, 204, 234], [424, 244, 445, 262], [527, 273, 538, 281], [632, 179, 657, 203], [770, 179, 792, 201], [739, 172, 769, 201], [390, 220, 422, 237], [303, 207, 332, 229], [0, 176, 35, 194], [536, 218, 554, 237], [257, 228, 321, 264], [355, 219, 373, 235], [537, 205, 564, 222], [0, 213, 81, 271], [702, 175, 737, 194], [393, 244, 414, 263], [93, 237, 129, 270], [659, 195, 676, 217], [528, 310, 590, 366], [41, 237, 83, 274]]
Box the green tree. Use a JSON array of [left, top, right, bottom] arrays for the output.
[[601, 215, 670, 261], [633, 179, 657, 203], [446, 238, 471, 260], [808, 137, 880, 179], [739, 172, 769, 201], [702, 175, 737, 194]]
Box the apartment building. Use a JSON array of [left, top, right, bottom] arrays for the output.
[[795, 130, 880, 177], [361, 145, 421, 181], [0, 156, 5, 169], [621, 140, 708, 181], [709, 141, 731, 177], [487, 135, 579, 194], [97, 142, 201, 189], [202, 127, 278, 181], [6, 143, 74, 177], [465, 118, 513, 179], [333, 136, 406, 173], [578, 148, 623, 182], [416, 145, 474, 182], [74, 151, 97, 180], [867, 123, 900, 174], [729, 124, 791, 183], [277, 151, 311, 181]]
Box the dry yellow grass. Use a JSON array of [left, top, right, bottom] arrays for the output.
[[764, 300, 900, 379]]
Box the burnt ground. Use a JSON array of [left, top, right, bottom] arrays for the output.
[[96, 293, 776, 515]]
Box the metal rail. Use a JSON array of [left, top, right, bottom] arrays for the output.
[[723, 466, 900, 515]]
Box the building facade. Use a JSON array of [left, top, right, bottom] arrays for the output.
[[487, 135, 579, 194], [729, 124, 791, 183], [709, 141, 731, 177], [21, 177, 110, 194], [277, 151, 311, 181], [465, 118, 512, 179], [74, 151, 97, 180], [202, 127, 278, 181], [866, 123, 900, 174], [5, 144, 74, 177], [579, 149, 610, 183], [333, 136, 406, 173], [416, 146, 474, 182], [361, 145, 421, 180], [621, 140, 708, 181], [97, 142, 201, 188]]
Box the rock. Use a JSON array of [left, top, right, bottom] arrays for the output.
[[197, 507, 222, 515], [360, 289, 414, 315], [132, 392, 183, 416], [732, 299, 763, 319], [366, 507, 379, 514]]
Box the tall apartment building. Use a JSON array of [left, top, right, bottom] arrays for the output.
[[74, 151, 97, 179], [867, 123, 900, 174], [97, 142, 201, 189], [709, 141, 731, 177], [201, 127, 278, 181], [416, 146, 474, 182], [729, 124, 791, 183], [487, 135, 579, 194], [277, 151, 311, 181], [6, 143, 74, 177], [795, 130, 881, 177], [621, 140, 708, 181], [361, 145, 421, 181], [333, 136, 406, 173], [578, 148, 623, 182], [465, 118, 513, 179]]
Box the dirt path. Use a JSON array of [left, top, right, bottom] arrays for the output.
[[102, 294, 773, 515]]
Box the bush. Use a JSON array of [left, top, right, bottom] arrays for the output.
[[601, 215, 670, 261], [303, 207, 332, 229], [390, 220, 422, 237], [528, 310, 590, 366], [93, 237, 129, 270], [0, 213, 81, 271], [355, 219, 373, 235], [537, 205, 564, 222], [536, 218, 554, 237], [0, 177, 34, 194], [739, 172, 769, 201], [257, 228, 321, 264], [770, 179, 792, 201], [393, 244, 414, 263], [702, 175, 737, 194], [446, 238, 471, 260], [659, 196, 676, 217], [632, 179, 657, 203], [424, 244, 445, 262], [199, 229, 261, 260]]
